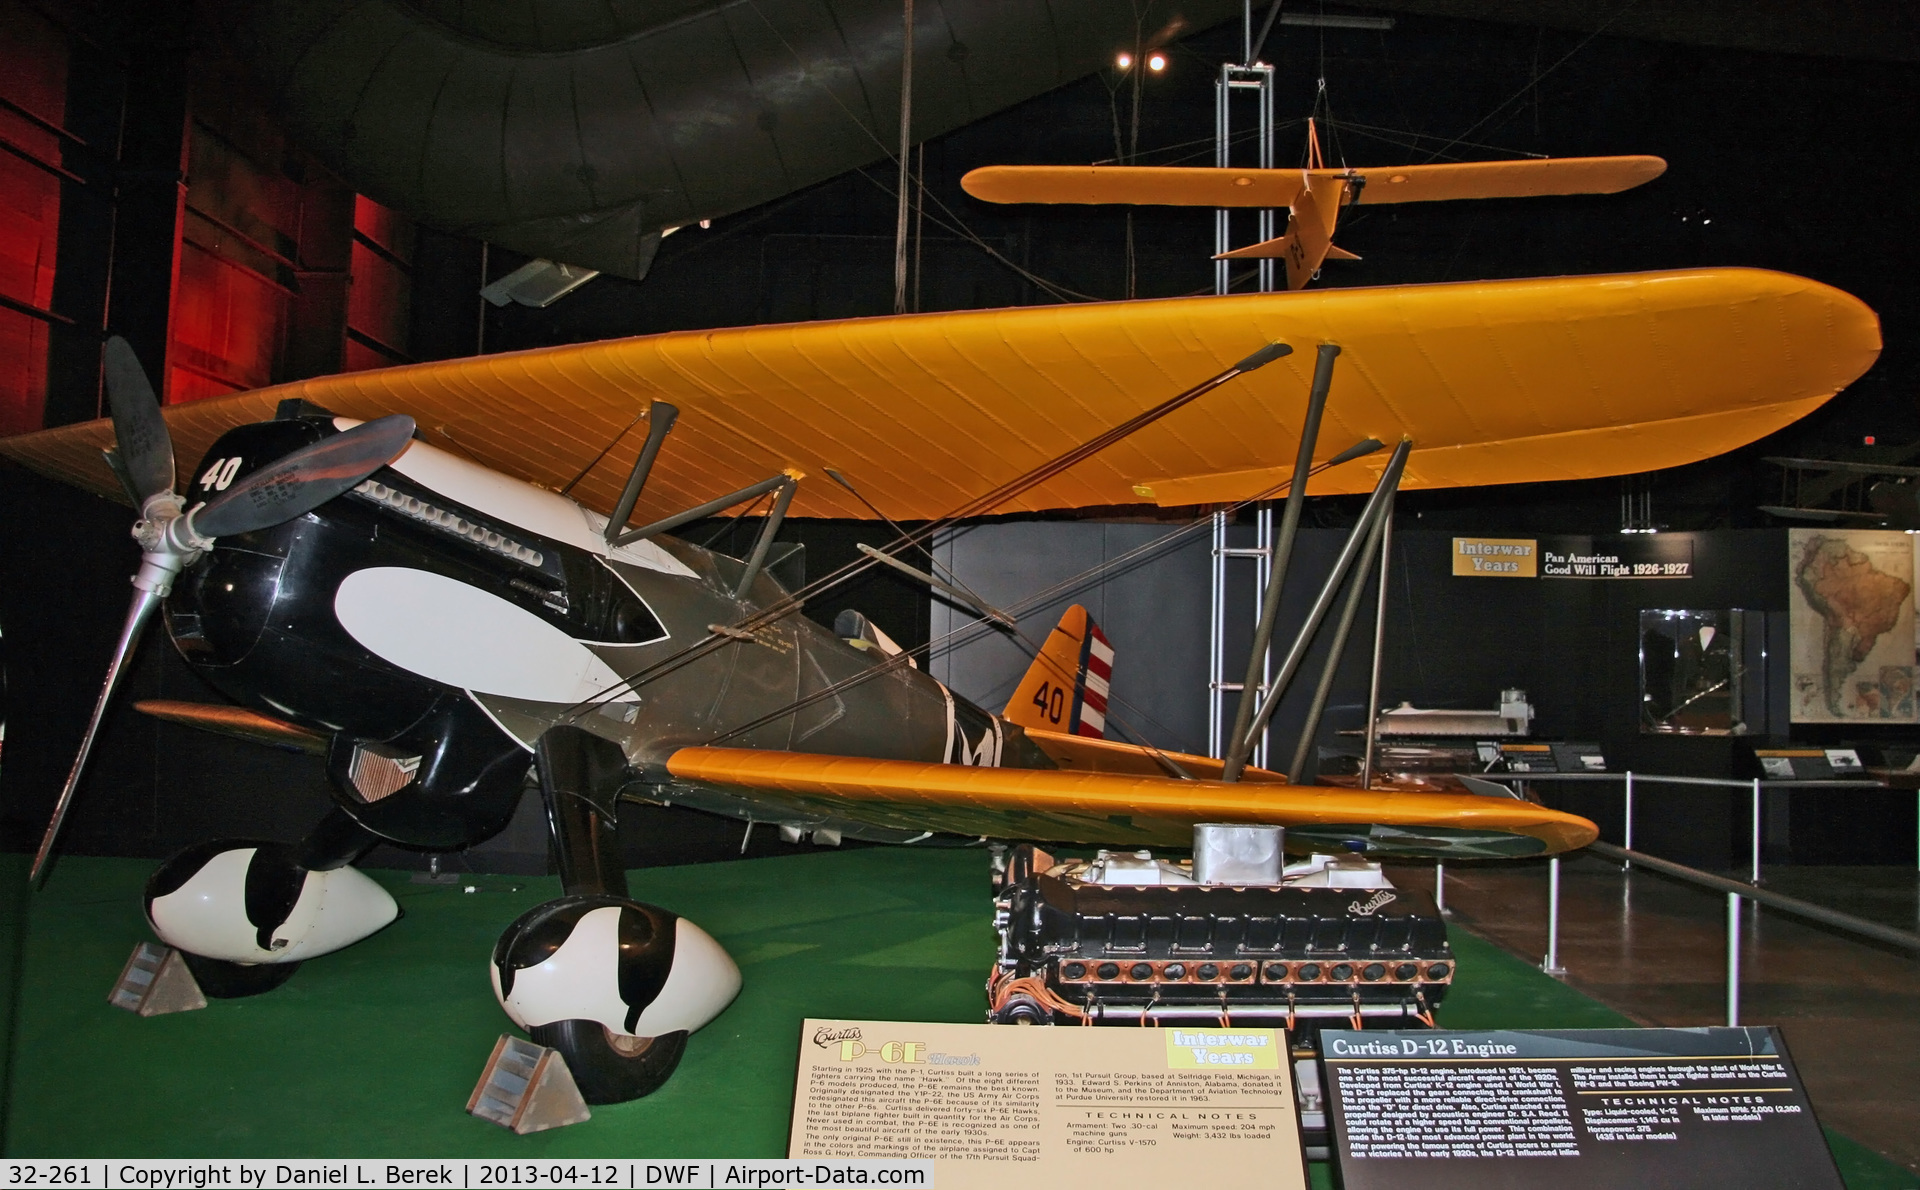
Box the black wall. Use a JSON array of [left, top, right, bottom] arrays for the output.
[[7, 8, 1919, 875], [1275, 524, 1916, 868]]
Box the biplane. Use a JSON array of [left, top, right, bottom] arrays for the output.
[[1760, 454, 1920, 528], [0, 266, 1879, 1103], [963, 124, 1666, 289]]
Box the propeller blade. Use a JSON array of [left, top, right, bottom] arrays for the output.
[[30, 586, 165, 886], [102, 336, 175, 503], [191, 415, 416, 539]]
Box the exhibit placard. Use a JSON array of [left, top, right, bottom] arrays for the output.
[[1540, 534, 1692, 579], [1454, 535, 1695, 580], [789, 1019, 1306, 1188], [1452, 537, 1539, 577], [1323, 1027, 1842, 1190]]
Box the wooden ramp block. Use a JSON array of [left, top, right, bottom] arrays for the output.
[[467, 1036, 591, 1134], [108, 943, 208, 1017]]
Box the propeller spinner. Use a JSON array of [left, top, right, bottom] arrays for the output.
[[28, 339, 416, 885]]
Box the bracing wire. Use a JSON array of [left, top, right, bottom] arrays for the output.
[[1421, 0, 1646, 163], [557, 348, 1288, 722], [703, 455, 1355, 751]]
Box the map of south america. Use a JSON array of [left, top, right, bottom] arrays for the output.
[[1792, 535, 1912, 717]]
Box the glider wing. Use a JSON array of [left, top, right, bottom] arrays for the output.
[[961, 156, 1665, 208]]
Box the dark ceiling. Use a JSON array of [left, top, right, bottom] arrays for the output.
[[432, 1, 1917, 535], [1359, 0, 1919, 63]]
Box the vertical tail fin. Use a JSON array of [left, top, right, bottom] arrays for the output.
[[1003, 605, 1114, 739]]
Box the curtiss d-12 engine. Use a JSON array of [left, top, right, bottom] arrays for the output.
[[987, 824, 1452, 1034]]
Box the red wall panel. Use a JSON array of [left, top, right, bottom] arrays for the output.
[[0, 0, 67, 432], [168, 238, 288, 400]]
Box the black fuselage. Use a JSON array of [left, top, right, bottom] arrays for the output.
[[166, 416, 1048, 850]]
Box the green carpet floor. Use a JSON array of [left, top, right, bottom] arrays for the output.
[[1, 850, 1911, 1186]]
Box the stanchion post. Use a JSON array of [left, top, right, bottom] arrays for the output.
[[1622, 771, 1634, 871], [1751, 778, 1763, 885], [1435, 863, 1446, 914], [1542, 856, 1566, 976], [1726, 891, 1741, 1026]]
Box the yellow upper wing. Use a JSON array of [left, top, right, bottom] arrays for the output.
[[960, 156, 1666, 208], [664, 746, 1599, 858], [0, 269, 1876, 520]]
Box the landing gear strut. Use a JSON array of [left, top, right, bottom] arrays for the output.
[[490, 726, 740, 1104]]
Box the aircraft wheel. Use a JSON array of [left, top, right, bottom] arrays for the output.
[[530, 1020, 688, 1104], [990, 992, 1051, 1025], [178, 951, 302, 999]]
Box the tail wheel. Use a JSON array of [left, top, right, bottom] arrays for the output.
[[990, 992, 1051, 1025], [178, 952, 302, 999], [529, 1019, 688, 1104]]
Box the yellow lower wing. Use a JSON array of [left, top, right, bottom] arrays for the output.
[[0, 270, 1876, 520], [664, 746, 1599, 859]]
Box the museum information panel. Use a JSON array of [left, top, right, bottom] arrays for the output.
[[790, 1019, 1305, 1188], [1324, 1027, 1842, 1189]]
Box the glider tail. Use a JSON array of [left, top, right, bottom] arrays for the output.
[[1003, 604, 1113, 738], [1211, 175, 1359, 285]]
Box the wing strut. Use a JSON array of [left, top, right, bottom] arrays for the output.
[[604, 401, 679, 542], [733, 475, 799, 598], [1287, 479, 1392, 782], [1221, 342, 1338, 781], [611, 470, 797, 549], [1234, 437, 1412, 771]]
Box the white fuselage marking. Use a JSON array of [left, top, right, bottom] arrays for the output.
[[334, 567, 632, 705]]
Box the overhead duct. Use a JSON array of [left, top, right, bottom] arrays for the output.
[[219, 0, 1242, 278]]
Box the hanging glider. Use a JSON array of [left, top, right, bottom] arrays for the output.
[[962, 133, 1665, 289]]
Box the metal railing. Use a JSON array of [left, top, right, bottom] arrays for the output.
[[1465, 771, 1920, 1026]]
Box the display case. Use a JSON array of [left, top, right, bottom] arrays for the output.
[[1640, 608, 1766, 735]]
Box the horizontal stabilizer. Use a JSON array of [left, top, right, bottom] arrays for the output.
[[1213, 238, 1361, 263], [134, 700, 328, 755], [1214, 234, 1293, 260]]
